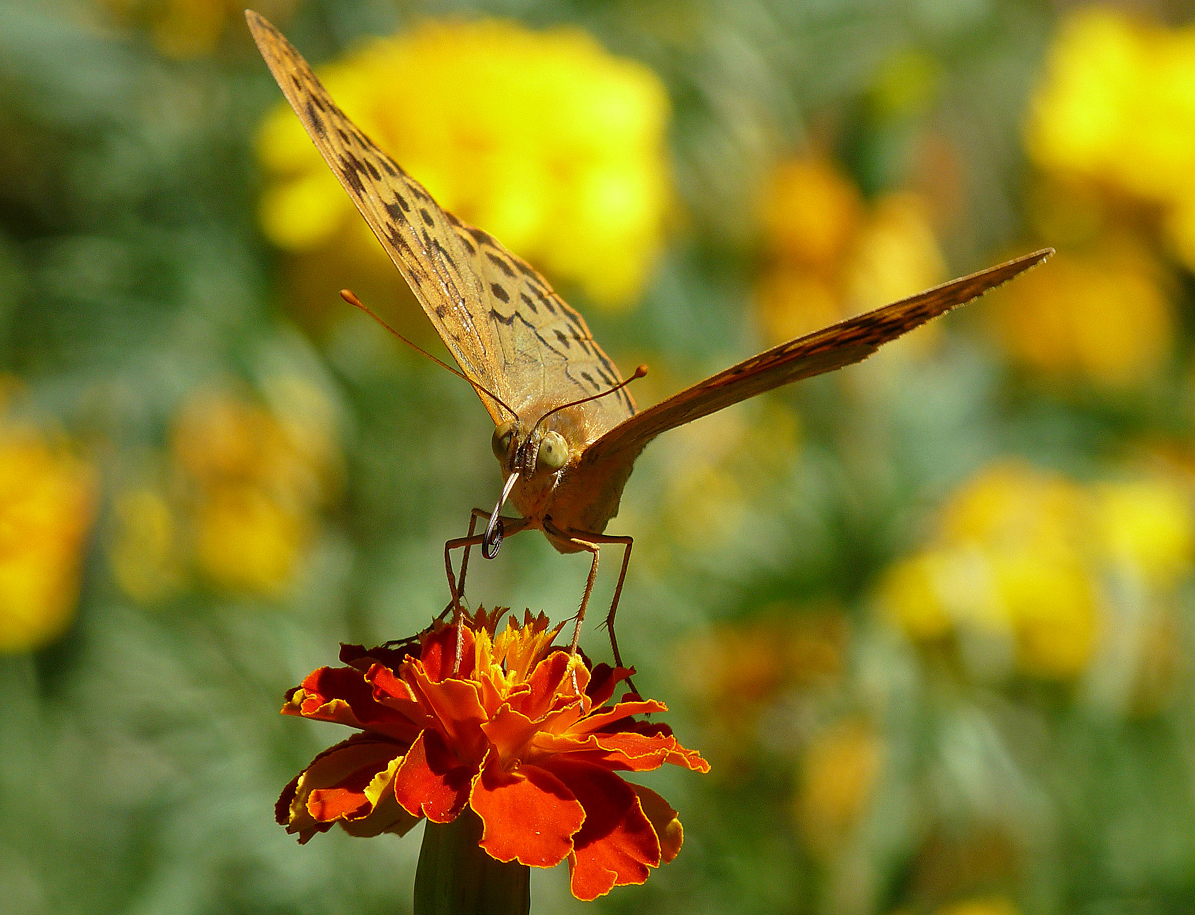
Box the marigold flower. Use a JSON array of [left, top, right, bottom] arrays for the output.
[[277, 609, 709, 901]]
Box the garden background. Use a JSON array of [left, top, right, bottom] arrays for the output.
[[3, 0, 1195, 912]]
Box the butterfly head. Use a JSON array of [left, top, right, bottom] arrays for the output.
[[491, 420, 571, 479], [483, 416, 574, 559], [482, 366, 647, 559]]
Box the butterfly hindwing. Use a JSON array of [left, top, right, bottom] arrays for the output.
[[577, 249, 1053, 472]]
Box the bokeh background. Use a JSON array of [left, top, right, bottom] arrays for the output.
[[3, 0, 1195, 912]]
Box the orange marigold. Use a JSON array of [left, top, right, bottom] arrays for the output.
[[277, 608, 708, 901]]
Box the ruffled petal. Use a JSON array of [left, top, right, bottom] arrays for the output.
[[587, 728, 711, 772], [515, 651, 585, 721], [631, 784, 683, 863], [392, 729, 476, 823], [469, 751, 585, 867], [571, 698, 669, 733], [545, 759, 662, 901], [584, 662, 637, 707], [339, 759, 422, 840], [418, 620, 477, 681], [284, 666, 419, 741], [278, 735, 403, 843], [405, 661, 488, 757], [282, 667, 374, 726], [481, 706, 540, 763]]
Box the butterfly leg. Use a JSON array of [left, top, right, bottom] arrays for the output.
[[444, 512, 530, 612], [443, 514, 530, 671], [440, 507, 493, 621], [542, 522, 634, 658], [592, 533, 634, 671]]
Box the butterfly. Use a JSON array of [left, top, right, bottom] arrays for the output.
[[247, 10, 1052, 665]]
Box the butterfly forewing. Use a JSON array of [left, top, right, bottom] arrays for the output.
[[247, 11, 631, 434], [578, 249, 1053, 471], [454, 223, 635, 429]]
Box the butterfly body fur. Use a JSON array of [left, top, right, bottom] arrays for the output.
[[247, 11, 1052, 606]]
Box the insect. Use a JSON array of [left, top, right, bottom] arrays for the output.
[[247, 11, 1052, 665]]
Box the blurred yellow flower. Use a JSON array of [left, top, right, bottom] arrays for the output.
[[257, 19, 671, 308], [171, 383, 340, 596], [109, 486, 184, 603], [796, 717, 883, 857], [877, 460, 1194, 680], [0, 407, 97, 653], [1093, 476, 1194, 586], [989, 242, 1173, 388], [192, 483, 308, 596], [757, 156, 945, 345], [761, 158, 863, 271], [1027, 8, 1195, 271], [109, 379, 341, 601]]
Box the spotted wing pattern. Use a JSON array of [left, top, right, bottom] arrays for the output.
[[578, 249, 1053, 474], [247, 11, 632, 432]]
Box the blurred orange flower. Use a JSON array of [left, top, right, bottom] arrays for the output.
[[278, 608, 708, 900], [796, 717, 883, 857], [257, 19, 671, 308], [0, 395, 97, 652]]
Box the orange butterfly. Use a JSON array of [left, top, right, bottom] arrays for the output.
[[248, 11, 1051, 663]]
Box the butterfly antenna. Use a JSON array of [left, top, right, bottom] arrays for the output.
[[528, 364, 648, 440], [340, 290, 518, 420]]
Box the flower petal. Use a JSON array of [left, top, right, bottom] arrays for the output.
[[630, 784, 683, 863], [469, 751, 585, 867], [545, 759, 662, 900], [532, 723, 710, 773], [418, 620, 477, 680], [392, 729, 476, 823], [588, 727, 711, 773], [278, 734, 402, 843], [284, 665, 418, 741], [481, 706, 540, 762], [584, 662, 637, 706], [571, 698, 668, 733], [405, 660, 489, 757], [514, 650, 584, 721]]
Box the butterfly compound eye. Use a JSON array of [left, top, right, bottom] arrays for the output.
[[537, 431, 569, 471], [491, 421, 517, 461]]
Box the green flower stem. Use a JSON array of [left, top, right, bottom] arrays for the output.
[[413, 810, 531, 915]]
